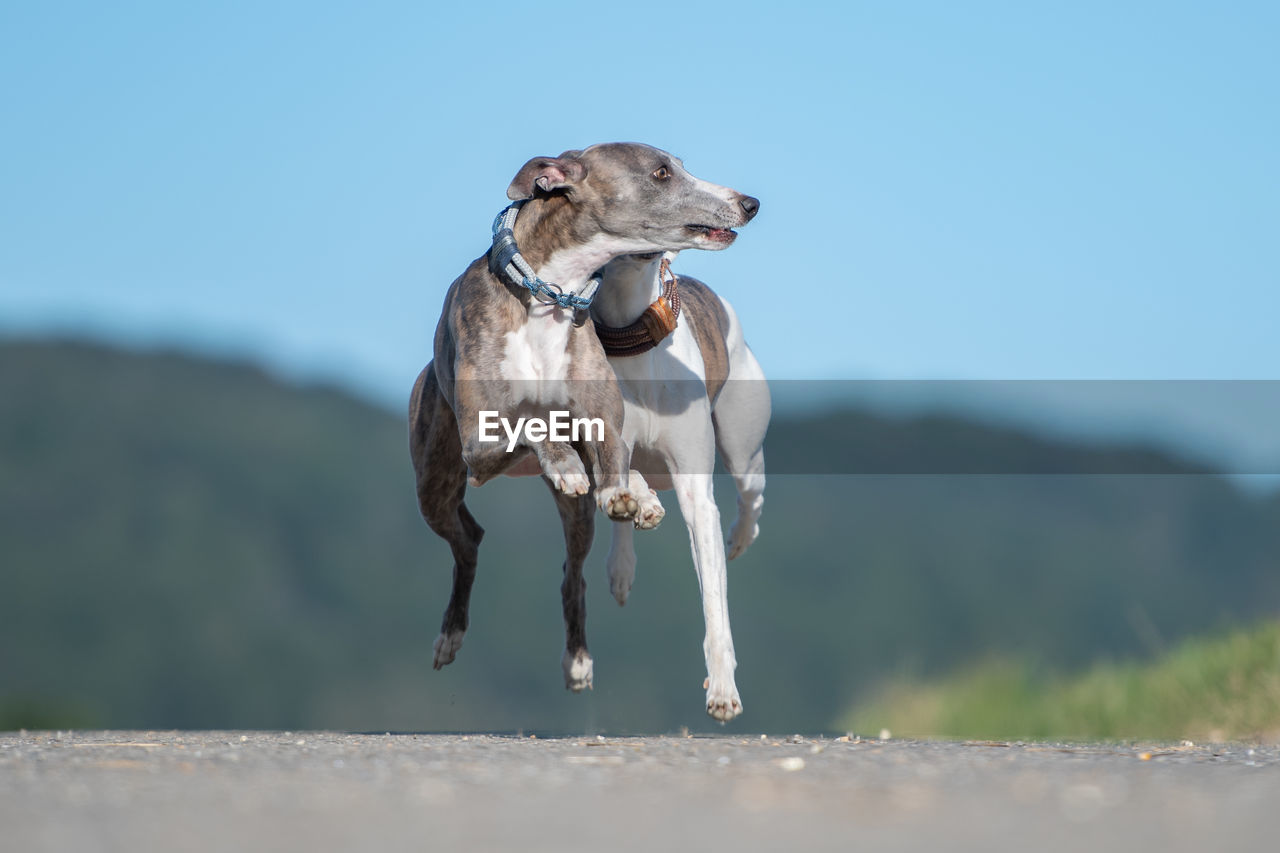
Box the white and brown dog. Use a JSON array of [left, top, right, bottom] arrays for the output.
[[593, 239, 770, 722], [409, 143, 759, 700]]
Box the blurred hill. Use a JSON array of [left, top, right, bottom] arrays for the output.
[[2, 339, 1277, 733]]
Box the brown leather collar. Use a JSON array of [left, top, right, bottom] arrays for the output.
[[594, 257, 681, 357]]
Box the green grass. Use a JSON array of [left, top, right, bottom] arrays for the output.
[[0, 696, 100, 732], [839, 621, 1280, 742]]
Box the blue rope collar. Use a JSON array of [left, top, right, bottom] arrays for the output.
[[488, 201, 600, 312]]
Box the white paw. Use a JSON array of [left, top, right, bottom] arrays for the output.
[[633, 489, 665, 531], [726, 519, 759, 560], [562, 649, 594, 692], [542, 456, 591, 496], [432, 630, 465, 670], [596, 485, 640, 521], [705, 675, 742, 722]]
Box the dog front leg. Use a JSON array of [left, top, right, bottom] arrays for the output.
[[529, 439, 592, 496], [672, 473, 742, 722], [625, 469, 665, 530], [580, 424, 652, 523]]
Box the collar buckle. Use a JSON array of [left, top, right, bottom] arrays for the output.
[[489, 202, 599, 314]]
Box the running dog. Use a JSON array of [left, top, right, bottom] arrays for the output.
[[591, 248, 769, 722], [409, 143, 760, 695]]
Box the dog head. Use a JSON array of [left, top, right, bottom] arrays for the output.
[[507, 143, 759, 254]]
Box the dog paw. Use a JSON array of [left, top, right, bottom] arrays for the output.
[[633, 489, 665, 530], [726, 519, 759, 560], [597, 486, 640, 521], [432, 630, 465, 670], [541, 456, 591, 496], [562, 649, 594, 692], [705, 677, 743, 722]]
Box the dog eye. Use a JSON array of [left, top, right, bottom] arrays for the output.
[[652, 166, 671, 181]]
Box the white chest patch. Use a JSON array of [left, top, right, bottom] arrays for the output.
[[499, 308, 574, 404]]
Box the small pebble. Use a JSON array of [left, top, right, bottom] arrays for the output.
[[778, 757, 805, 772], [879, 729, 892, 741]]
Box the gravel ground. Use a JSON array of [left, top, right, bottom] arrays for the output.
[[2, 730, 1278, 852]]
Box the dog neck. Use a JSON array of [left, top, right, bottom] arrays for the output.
[[511, 196, 633, 296], [593, 253, 665, 328]]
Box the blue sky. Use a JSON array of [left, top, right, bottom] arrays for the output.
[[2, 2, 1277, 449]]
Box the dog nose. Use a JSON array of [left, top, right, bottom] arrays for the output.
[[739, 195, 760, 221]]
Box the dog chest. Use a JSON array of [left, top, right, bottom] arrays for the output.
[[497, 312, 575, 402]]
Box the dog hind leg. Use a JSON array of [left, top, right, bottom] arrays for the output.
[[720, 441, 764, 561], [548, 483, 596, 691], [713, 347, 769, 560], [605, 468, 664, 606], [410, 364, 485, 670], [606, 520, 636, 606]]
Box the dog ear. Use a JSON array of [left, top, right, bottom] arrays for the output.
[[506, 155, 588, 200]]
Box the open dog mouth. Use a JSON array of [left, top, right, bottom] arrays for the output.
[[685, 224, 737, 244]]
